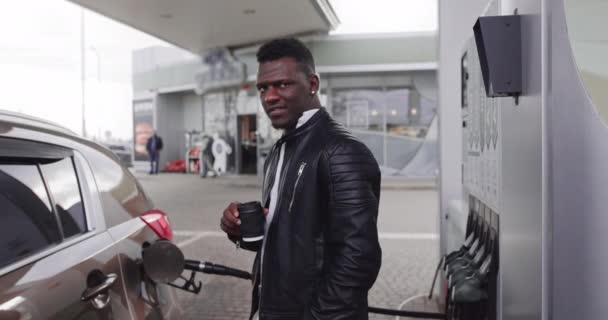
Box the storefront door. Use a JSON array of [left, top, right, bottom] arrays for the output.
[[237, 114, 257, 174]]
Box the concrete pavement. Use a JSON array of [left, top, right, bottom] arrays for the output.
[[137, 172, 440, 319]]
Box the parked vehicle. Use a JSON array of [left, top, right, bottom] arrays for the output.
[[0, 110, 183, 319]]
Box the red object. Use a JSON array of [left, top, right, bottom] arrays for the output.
[[188, 146, 202, 157], [140, 209, 173, 240], [164, 159, 186, 172]]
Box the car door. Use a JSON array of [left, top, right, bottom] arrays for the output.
[[0, 137, 132, 320], [79, 142, 183, 319]]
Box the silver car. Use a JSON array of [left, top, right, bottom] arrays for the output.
[[0, 110, 183, 319]]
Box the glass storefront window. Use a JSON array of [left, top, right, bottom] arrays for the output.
[[385, 89, 413, 137], [331, 87, 437, 176], [385, 89, 436, 138], [419, 96, 436, 127], [332, 89, 385, 132]]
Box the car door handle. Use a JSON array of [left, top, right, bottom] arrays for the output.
[[81, 272, 118, 309]]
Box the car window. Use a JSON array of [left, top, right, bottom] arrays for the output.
[[40, 158, 87, 238], [0, 164, 62, 269]]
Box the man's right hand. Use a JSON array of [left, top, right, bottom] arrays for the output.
[[220, 202, 241, 237]]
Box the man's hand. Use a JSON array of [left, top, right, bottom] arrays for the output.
[[220, 203, 269, 237], [220, 202, 241, 237]]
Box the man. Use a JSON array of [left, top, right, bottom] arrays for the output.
[[220, 38, 381, 319], [200, 133, 216, 178], [146, 131, 163, 174]]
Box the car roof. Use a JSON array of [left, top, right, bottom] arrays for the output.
[[0, 109, 79, 137], [0, 109, 120, 159]]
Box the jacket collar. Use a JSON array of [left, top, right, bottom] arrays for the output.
[[278, 107, 328, 144]]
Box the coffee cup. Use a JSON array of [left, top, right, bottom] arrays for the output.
[[238, 201, 265, 243]]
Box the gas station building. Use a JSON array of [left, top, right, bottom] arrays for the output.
[[131, 33, 438, 177]]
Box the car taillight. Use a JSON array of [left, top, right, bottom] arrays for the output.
[[140, 209, 173, 241]]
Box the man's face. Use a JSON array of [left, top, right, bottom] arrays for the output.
[[256, 57, 317, 129]]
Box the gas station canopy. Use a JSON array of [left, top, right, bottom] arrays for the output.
[[68, 0, 339, 54]]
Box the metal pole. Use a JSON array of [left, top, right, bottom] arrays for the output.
[[80, 8, 87, 138]]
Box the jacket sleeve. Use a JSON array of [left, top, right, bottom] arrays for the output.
[[306, 140, 382, 320], [227, 235, 261, 252]]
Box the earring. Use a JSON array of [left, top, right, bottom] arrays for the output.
[[311, 91, 316, 95]]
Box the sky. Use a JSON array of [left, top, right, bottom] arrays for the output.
[[0, 0, 437, 140], [0, 0, 168, 140]]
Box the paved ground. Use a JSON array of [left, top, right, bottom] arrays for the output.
[[138, 172, 440, 319]]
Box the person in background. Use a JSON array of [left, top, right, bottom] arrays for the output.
[[220, 38, 382, 320], [146, 131, 163, 174], [201, 133, 217, 177]]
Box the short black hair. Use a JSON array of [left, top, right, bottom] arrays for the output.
[[256, 38, 316, 75]]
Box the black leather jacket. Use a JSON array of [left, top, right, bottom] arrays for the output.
[[240, 108, 382, 320]]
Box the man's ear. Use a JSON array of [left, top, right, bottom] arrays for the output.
[[309, 73, 320, 95]]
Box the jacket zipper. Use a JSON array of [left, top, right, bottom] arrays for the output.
[[259, 162, 306, 315], [288, 162, 307, 213]]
